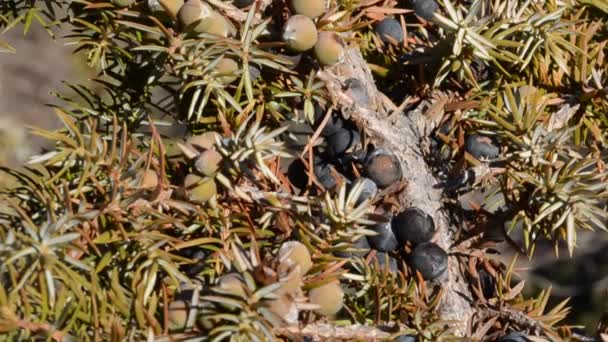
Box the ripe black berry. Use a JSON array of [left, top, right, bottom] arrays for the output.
[[372, 252, 399, 272], [412, 0, 439, 21], [313, 156, 338, 190], [501, 331, 528, 342], [180, 248, 207, 277], [335, 236, 370, 258], [395, 335, 418, 342], [478, 268, 495, 299], [409, 242, 448, 280], [375, 18, 403, 44], [352, 177, 378, 205], [233, 0, 254, 8], [287, 158, 309, 191], [392, 208, 435, 246], [327, 128, 360, 157], [466, 135, 499, 160], [367, 220, 399, 252], [365, 148, 402, 188], [313, 105, 345, 137]]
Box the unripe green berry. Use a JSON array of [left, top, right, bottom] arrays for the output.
[[140, 169, 159, 189], [184, 174, 217, 203], [216, 273, 247, 298], [266, 295, 299, 325], [204, 11, 232, 37], [159, 0, 185, 19], [214, 57, 239, 84], [283, 15, 318, 52], [290, 0, 325, 19], [278, 241, 312, 275], [308, 281, 344, 316], [277, 266, 303, 295], [113, 0, 136, 7], [187, 131, 221, 151], [179, 0, 214, 33], [314, 31, 345, 66], [167, 300, 189, 332], [194, 149, 222, 177]]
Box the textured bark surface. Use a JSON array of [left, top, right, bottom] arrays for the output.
[[318, 47, 474, 335], [276, 323, 392, 341]]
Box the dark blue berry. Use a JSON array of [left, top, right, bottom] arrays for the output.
[[478, 268, 495, 299], [287, 158, 309, 191], [314, 105, 344, 137], [327, 128, 360, 157], [392, 208, 435, 246], [375, 18, 403, 44], [336, 236, 371, 258], [409, 242, 448, 280], [365, 148, 402, 188], [367, 220, 399, 252], [351, 177, 378, 205], [413, 0, 439, 21], [234, 0, 254, 7], [373, 252, 399, 272], [395, 335, 418, 342], [501, 331, 528, 342], [314, 156, 338, 190], [466, 135, 499, 160]]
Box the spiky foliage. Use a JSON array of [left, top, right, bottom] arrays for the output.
[[1, 0, 608, 340]]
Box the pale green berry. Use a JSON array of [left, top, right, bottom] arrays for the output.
[[204, 11, 232, 37], [113, 0, 136, 7], [179, 0, 214, 33], [278, 241, 312, 275], [314, 31, 345, 66], [168, 300, 189, 331], [214, 57, 239, 84], [140, 169, 159, 189], [159, 0, 185, 19], [266, 295, 299, 325], [194, 149, 222, 177], [187, 131, 221, 151], [308, 281, 344, 316], [283, 15, 318, 52], [290, 0, 325, 19], [216, 273, 247, 298], [184, 174, 217, 203]]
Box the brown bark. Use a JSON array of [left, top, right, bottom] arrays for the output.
[[275, 323, 393, 341]]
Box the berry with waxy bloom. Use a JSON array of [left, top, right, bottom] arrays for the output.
[[365, 148, 402, 188], [409, 242, 448, 280], [214, 57, 239, 84], [326, 127, 360, 157], [466, 135, 499, 160], [412, 0, 439, 21], [367, 219, 399, 252], [392, 207, 436, 246], [375, 18, 403, 44]]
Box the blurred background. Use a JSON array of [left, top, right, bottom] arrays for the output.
[[1, 24, 606, 336]]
